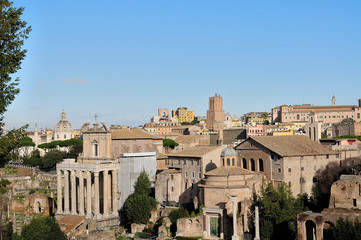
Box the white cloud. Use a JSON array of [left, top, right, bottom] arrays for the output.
[[64, 78, 88, 84]]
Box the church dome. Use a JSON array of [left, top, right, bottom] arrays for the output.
[[220, 146, 236, 157], [54, 111, 74, 140]]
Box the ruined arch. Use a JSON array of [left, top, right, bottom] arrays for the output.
[[306, 220, 316, 240]]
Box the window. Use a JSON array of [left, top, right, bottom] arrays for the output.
[[185, 172, 188, 177], [354, 199, 357, 207], [191, 172, 195, 178], [259, 159, 264, 172], [301, 167, 304, 171], [170, 175, 174, 180], [171, 186, 174, 192], [64, 134, 66, 139], [232, 158, 235, 166], [227, 158, 230, 166], [326, 155, 329, 159], [93, 143, 99, 157], [288, 182, 291, 187], [278, 168, 281, 173], [242, 158, 247, 169], [288, 168, 291, 173], [251, 158, 255, 171], [198, 172, 201, 178], [185, 182, 188, 190]]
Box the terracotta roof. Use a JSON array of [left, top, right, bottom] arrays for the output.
[[168, 145, 222, 158], [248, 135, 336, 157], [175, 135, 206, 143], [205, 166, 253, 176], [111, 128, 162, 140]]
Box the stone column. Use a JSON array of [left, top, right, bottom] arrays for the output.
[[79, 171, 85, 215], [112, 170, 118, 216], [202, 212, 207, 238], [86, 171, 92, 218], [230, 194, 239, 240], [254, 206, 260, 240], [71, 170, 77, 215], [64, 170, 70, 214], [103, 171, 109, 218], [94, 172, 100, 218], [57, 170, 63, 214], [220, 212, 224, 239]]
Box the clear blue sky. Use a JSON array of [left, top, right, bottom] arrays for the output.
[[4, 0, 361, 130]]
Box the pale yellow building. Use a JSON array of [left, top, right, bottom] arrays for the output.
[[172, 107, 194, 123]]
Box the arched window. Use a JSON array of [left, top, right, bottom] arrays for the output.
[[251, 158, 255, 171], [93, 143, 99, 157], [259, 159, 264, 172], [242, 158, 247, 169], [232, 158, 235, 166], [227, 158, 230, 166], [222, 158, 225, 166]]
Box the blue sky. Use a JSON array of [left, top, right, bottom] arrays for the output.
[[4, 0, 361, 130]]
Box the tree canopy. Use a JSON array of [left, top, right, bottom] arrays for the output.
[[38, 138, 82, 149], [41, 150, 67, 170], [20, 216, 66, 240], [258, 181, 308, 240], [0, 126, 27, 167], [163, 139, 179, 149], [123, 171, 157, 226], [0, 0, 31, 126]]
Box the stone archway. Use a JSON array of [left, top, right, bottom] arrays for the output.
[[323, 221, 334, 240], [306, 220, 316, 240]]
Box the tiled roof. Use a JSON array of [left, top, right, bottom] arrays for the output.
[[205, 166, 253, 176], [168, 145, 222, 158], [175, 135, 206, 143], [249, 135, 336, 157], [111, 128, 162, 140]]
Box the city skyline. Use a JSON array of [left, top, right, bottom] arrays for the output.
[[4, 0, 361, 129]]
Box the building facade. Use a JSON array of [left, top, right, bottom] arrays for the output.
[[235, 135, 340, 196], [172, 107, 194, 124], [272, 97, 361, 124]]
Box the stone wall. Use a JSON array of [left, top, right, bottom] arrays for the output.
[[176, 215, 203, 237]]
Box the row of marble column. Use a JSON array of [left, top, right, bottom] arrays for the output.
[[57, 169, 117, 218]]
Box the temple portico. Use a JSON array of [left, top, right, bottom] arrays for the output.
[[57, 159, 119, 220]]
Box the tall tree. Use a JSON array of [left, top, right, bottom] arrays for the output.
[[123, 171, 157, 226], [0, 179, 11, 240], [0, 0, 31, 128], [258, 181, 308, 240]]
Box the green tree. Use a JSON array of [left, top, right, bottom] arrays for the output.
[[41, 150, 67, 170], [21, 216, 65, 240], [258, 181, 308, 240], [0, 126, 27, 167], [163, 139, 179, 150], [0, 0, 31, 126], [123, 171, 157, 226], [23, 149, 42, 167], [0, 179, 11, 240], [329, 218, 361, 240]]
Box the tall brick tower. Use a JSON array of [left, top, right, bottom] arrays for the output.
[[206, 94, 225, 130]]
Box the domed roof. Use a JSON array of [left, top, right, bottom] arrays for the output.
[[54, 111, 73, 133], [220, 146, 236, 157]]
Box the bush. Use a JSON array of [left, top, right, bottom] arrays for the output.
[[21, 216, 66, 240]]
